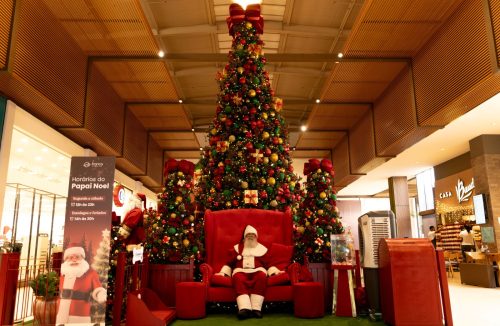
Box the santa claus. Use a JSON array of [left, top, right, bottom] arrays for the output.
[[56, 245, 106, 324], [216, 225, 284, 320], [118, 193, 146, 251]]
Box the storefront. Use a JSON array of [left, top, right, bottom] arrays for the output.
[[0, 100, 157, 263]]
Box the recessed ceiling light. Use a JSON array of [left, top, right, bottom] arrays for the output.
[[199, 147, 203, 151], [315, 99, 320, 104], [191, 128, 195, 132], [42, 147, 49, 153], [35, 156, 42, 161], [178, 99, 183, 104], [158, 50, 165, 58], [16, 148, 24, 153], [337, 53, 343, 58], [300, 125, 307, 132]]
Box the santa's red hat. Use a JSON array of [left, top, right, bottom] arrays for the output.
[[137, 193, 146, 209], [244, 225, 258, 238], [64, 244, 85, 260]]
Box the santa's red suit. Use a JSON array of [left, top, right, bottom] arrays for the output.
[[218, 225, 282, 318], [56, 247, 106, 324], [118, 194, 146, 250]]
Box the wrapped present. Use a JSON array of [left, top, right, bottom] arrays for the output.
[[272, 97, 283, 112], [216, 141, 229, 153], [244, 190, 258, 205], [315, 237, 324, 246], [248, 149, 263, 163]]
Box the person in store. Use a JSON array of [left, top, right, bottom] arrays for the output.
[[427, 225, 436, 248], [215, 225, 284, 320], [458, 224, 475, 261], [56, 244, 107, 325]]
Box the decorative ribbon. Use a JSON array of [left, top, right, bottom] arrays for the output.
[[315, 237, 324, 246], [303, 158, 333, 175], [226, 3, 264, 36], [249, 149, 263, 163], [164, 159, 195, 177], [216, 141, 229, 153]]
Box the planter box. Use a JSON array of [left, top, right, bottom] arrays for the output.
[[148, 261, 194, 307], [308, 262, 332, 313]]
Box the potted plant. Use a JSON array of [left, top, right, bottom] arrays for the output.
[[29, 271, 59, 325]]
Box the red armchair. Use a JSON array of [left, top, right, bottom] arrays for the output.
[[200, 208, 301, 303]]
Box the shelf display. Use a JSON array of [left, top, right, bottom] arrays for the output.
[[436, 224, 462, 251]]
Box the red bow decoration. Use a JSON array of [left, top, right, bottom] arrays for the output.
[[303, 158, 334, 175], [164, 159, 195, 177], [226, 3, 264, 36]]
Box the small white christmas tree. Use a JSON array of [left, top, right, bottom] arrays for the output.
[[91, 229, 111, 323]]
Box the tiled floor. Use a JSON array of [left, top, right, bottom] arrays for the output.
[[448, 272, 500, 326]]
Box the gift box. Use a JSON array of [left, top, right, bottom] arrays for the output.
[[216, 141, 229, 153], [244, 190, 258, 205]]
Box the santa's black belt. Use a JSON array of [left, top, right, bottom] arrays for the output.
[[61, 289, 90, 301]]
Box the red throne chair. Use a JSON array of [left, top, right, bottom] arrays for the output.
[[199, 208, 301, 305]]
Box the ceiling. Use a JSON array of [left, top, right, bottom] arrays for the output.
[[1, 0, 498, 195]]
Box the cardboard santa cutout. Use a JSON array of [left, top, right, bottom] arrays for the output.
[[56, 244, 106, 324]]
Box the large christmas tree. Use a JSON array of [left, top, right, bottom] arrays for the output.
[[91, 229, 110, 323], [196, 3, 301, 212], [145, 159, 203, 264], [294, 158, 343, 263]]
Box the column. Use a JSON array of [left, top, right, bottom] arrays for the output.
[[388, 176, 411, 238]]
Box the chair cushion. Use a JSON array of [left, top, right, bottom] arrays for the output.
[[268, 243, 293, 271], [211, 274, 233, 287], [267, 271, 290, 286]]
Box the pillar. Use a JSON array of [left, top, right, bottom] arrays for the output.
[[469, 135, 500, 251], [388, 176, 411, 238]]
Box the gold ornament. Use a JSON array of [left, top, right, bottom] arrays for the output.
[[305, 221, 311, 227], [261, 112, 268, 120], [270, 111, 276, 117], [267, 177, 276, 186], [229, 135, 236, 142], [248, 89, 256, 97], [318, 209, 324, 215], [262, 131, 270, 139], [319, 192, 327, 199], [290, 181, 296, 188], [270, 153, 279, 162], [263, 157, 269, 164], [210, 128, 217, 135], [183, 239, 190, 247], [278, 138, 283, 144], [297, 226, 305, 234], [236, 44, 244, 51], [260, 178, 267, 185], [173, 241, 179, 248], [270, 200, 278, 207], [189, 215, 195, 222], [241, 181, 249, 189], [175, 196, 183, 203], [170, 213, 177, 219], [177, 171, 184, 176], [246, 21, 252, 29], [237, 67, 244, 74]]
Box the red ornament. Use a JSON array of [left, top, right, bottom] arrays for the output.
[[239, 77, 246, 84], [245, 142, 254, 150]]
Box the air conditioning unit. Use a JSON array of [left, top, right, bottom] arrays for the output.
[[357, 211, 396, 320], [359, 212, 396, 268]]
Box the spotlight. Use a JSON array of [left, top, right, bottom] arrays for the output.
[[178, 99, 183, 104], [158, 50, 165, 58], [300, 125, 307, 132], [337, 53, 343, 58], [315, 99, 320, 104], [191, 128, 195, 132]]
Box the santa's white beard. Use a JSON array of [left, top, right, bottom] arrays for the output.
[[61, 259, 89, 278], [244, 238, 258, 249]]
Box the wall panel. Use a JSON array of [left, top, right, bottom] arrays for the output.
[[13, 0, 86, 126], [374, 67, 439, 156], [489, 0, 500, 67], [349, 110, 389, 174], [414, 0, 496, 127], [116, 109, 148, 175], [333, 135, 361, 188], [0, 0, 14, 69], [86, 65, 124, 155], [139, 136, 163, 188]]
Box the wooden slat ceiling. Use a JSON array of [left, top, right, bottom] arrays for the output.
[[5, 0, 493, 191]]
